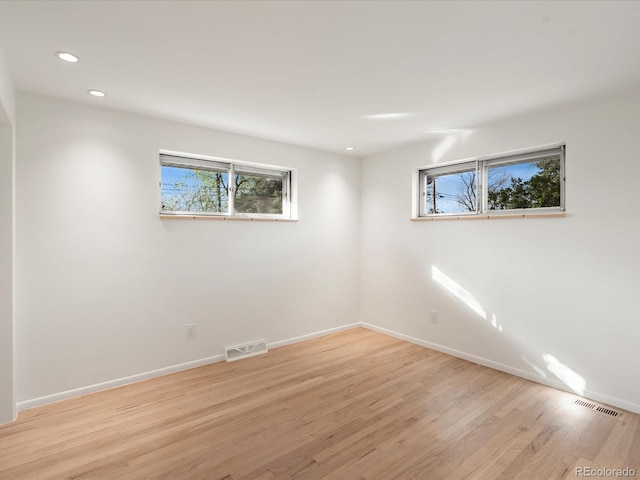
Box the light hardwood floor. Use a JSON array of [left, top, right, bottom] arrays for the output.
[[1, 328, 638, 479]]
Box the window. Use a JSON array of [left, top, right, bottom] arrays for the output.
[[417, 145, 565, 218], [160, 152, 295, 219], [424, 164, 478, 215]]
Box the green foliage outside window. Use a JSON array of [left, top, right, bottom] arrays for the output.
[[161, 166, 284, 215], [487, 157, 561, 211], [422, 149, 563, 216]]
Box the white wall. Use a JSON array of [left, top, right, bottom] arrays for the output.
[[0, 43, 15, 424], [16, 92, 360, 405], [0, 121, 14, 424], [0, 46, 14, 123], [360, 89, 640, 413], [13, 86, 640, 415]]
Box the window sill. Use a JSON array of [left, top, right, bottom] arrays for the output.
[[159, 214, 298, 222], [411, 212, 566, 222]]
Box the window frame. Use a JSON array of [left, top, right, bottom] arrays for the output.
[[419, 162, 480, 217], [159, 150, 296, 220], [415, 144, 565, 219]]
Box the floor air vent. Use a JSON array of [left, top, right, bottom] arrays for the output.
[[574, 399, 598, 409], [595, 406, 620, 417], [225, 340, 268, 362], [573, 399, 621, 418]]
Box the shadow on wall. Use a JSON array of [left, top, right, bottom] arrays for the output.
[[431, 265, 586, 396]]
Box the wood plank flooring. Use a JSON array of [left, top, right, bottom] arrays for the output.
[[1, 328, 638, 479]]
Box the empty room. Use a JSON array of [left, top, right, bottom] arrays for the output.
[[0, 1, 639, 479]]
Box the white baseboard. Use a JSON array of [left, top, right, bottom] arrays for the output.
[[268, 322, 360, 349], [17, 353, 226, 411], [16, 321, 640, 416], [16, 322, 361, 412], [360, 322, 640, 415]]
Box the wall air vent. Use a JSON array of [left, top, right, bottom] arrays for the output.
[[573, 399, 621, 418], [225, 340, 268, 362]]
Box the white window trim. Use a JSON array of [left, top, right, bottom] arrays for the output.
[[413, 143, 565, 220], [159, 150, 298, 221]]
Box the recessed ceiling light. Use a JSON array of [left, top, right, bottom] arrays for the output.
[[345, 146, 355, 151], [55, 51, 79, 63], [88, 90, 106, 97]]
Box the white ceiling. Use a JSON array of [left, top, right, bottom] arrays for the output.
[[1, 0, 639, 157]]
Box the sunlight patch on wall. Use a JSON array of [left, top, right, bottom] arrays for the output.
[[431, 129, 472, 163], [432, 266, 487, 319], [522, 355, 548, 379], [491, 314, 503, 332], [363, 112, 413, 120], [430, 265, 587, 398], [543, 353, 586, 396]]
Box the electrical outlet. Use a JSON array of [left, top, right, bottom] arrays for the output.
[[186, 323, 196, 340], [430, 311, 439, 324]]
